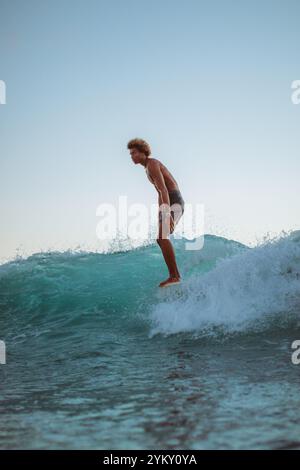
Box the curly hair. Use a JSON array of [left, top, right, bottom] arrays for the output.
[[127, 138, 151, 157]]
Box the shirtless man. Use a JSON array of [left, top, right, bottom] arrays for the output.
[[127, 138, 185, 288]]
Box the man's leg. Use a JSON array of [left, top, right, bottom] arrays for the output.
[[156, 237, 180, 279], [156, 212, 181, 285]]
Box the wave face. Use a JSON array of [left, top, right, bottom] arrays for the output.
[[1, 232, 300, 341], [1, 232, 300, 449]]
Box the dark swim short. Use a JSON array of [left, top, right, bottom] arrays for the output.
[[159, 189, 185, 223]]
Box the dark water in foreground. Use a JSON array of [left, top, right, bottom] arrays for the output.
[[1, 233, 300, 449]]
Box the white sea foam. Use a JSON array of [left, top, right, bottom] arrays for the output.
[[149, 231, 300, 336]]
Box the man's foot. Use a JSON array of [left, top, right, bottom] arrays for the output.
[[159, 276, 181, 288]]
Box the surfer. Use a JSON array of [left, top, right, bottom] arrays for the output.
[[127, 138, 185, 288]]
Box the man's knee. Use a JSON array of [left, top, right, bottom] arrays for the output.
[[157, 237, 169, 246]]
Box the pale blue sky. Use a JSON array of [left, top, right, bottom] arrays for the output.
[[1, 0, 299, 262]]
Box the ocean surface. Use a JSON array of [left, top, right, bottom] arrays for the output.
[[1, 231, 300, 449]]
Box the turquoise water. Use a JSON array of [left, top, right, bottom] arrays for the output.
[[1, 233, 300, 449]]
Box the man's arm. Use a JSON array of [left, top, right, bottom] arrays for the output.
[[148, 161, 174, 233], [148, 161, 170, 206]]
